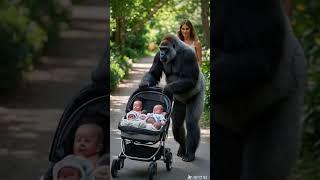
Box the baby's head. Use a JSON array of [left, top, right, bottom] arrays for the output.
[[56, 167, 81, 180], [146, 117, 156, 124], [53, 155, 94, 180], [73, 123, 103, 158], [126, 111, 137, 120], [153, 122, 162, 130], [133, 100, 143, 112], [146, 117, 161, 130], [128, 114, 135, 120], [153, 104, 164, 114]]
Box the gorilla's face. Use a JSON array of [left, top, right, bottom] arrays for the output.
[[159, 39, 176, 64], [159, 46, 170, 63]]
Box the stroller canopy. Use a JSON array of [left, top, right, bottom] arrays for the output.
[[49, 83, 108, 163], [125, 87, 173, 115]]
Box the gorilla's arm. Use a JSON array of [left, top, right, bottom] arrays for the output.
[[139, 52, 163, 87], [165, 50, 199, 94]]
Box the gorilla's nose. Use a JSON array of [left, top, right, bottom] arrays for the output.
[[160, 54, 166, 62]]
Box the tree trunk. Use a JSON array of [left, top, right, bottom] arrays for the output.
[[201, 0, 210, 48], [115, 16, 126, 51]]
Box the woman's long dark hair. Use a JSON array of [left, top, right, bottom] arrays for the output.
[[177, 19, 198, 41]]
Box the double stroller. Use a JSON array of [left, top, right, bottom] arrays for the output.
[[42, 82, 109, 180], [111, 87, 174, 180]]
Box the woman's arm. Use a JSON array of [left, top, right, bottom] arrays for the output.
[[195, 40, 202, 65]]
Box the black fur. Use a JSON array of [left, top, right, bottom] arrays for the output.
[[140, 34, 205, 162], [212, 0, 306, 179], [213, 0, 285, 102]]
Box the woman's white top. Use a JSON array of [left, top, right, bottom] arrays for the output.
[[185, 41, 196, 53]]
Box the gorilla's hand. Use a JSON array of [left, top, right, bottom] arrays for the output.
[[139, 80, 150, 89], [139, 72, 159, 89], [163, 84, 173, 95]]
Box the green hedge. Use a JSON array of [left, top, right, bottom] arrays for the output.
[[110, 49, 132, 91], [200, 49, 210, 128], [0, 0, 70, 93], [291, 0, 320, 179], [19, 0, 71, 47], [0, 3, 47, 92]]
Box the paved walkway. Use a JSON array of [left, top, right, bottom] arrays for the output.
[[0, 3, 106, 180], [110, 57, 210, 180]]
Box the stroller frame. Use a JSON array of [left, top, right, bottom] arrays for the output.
[[42, 83, 108, 180], [111, 87, 174, 180]]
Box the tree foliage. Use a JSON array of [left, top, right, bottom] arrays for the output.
[[292, 0, 320, 151], [0, 0, 70, 93], [110, 0, 210, 127], [110, 0, 210, 51], [291, 0, 320, 178]]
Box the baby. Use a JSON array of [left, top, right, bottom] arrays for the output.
[[121, 110, 146, 128], [124, 99, 147, 121], [53, 155, 94, 180], [73, 122, 104, 167], [126, 111, 138, 121], [148, 104, 167, 123], [146, 117, 162, 130], [132, 100, 143, 114], [153, 104, 167, 116], [126, 100, 148, 120], [53, 121, 106, 180]]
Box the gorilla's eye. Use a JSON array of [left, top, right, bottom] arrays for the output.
[[160, 47, 169, 53]]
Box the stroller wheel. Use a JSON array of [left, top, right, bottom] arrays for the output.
[[148, 162, 157, 180], [165, 152, 173, 171], [111, 159, 119, 177]]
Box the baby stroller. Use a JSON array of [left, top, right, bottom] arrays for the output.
[[41, 82, 109, 180], [111, 86, 174, 180]]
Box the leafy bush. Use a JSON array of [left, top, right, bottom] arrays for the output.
[[123, 30, 148, 59], [0, 0, 70, 94], [202, 49, 210, 110], [19, 0, 71, 47], [123, 47, 139, 60], [0, 3, 47, 93], [110, 61, 125, 91], [200, 49, 210, 127], [110, 47, 132, 91], [291, 0, 320, 153], [291, 0, 320, 178]]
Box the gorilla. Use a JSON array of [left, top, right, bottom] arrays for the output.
[[212, 0, 306, 179], [139, 34, 205, 162]]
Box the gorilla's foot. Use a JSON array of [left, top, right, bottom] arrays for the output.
[[177, 146, 186, 157], [182, 153, 195, 162]]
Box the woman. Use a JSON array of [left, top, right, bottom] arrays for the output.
[[177, 19, 202, 66]]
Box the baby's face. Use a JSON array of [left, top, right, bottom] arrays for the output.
[[57, 167, 81, 180], [73, 124, 101, 158], [128, 114, 135, 120], [133, 101, 142, 112], [153, 105, 163, 114]]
